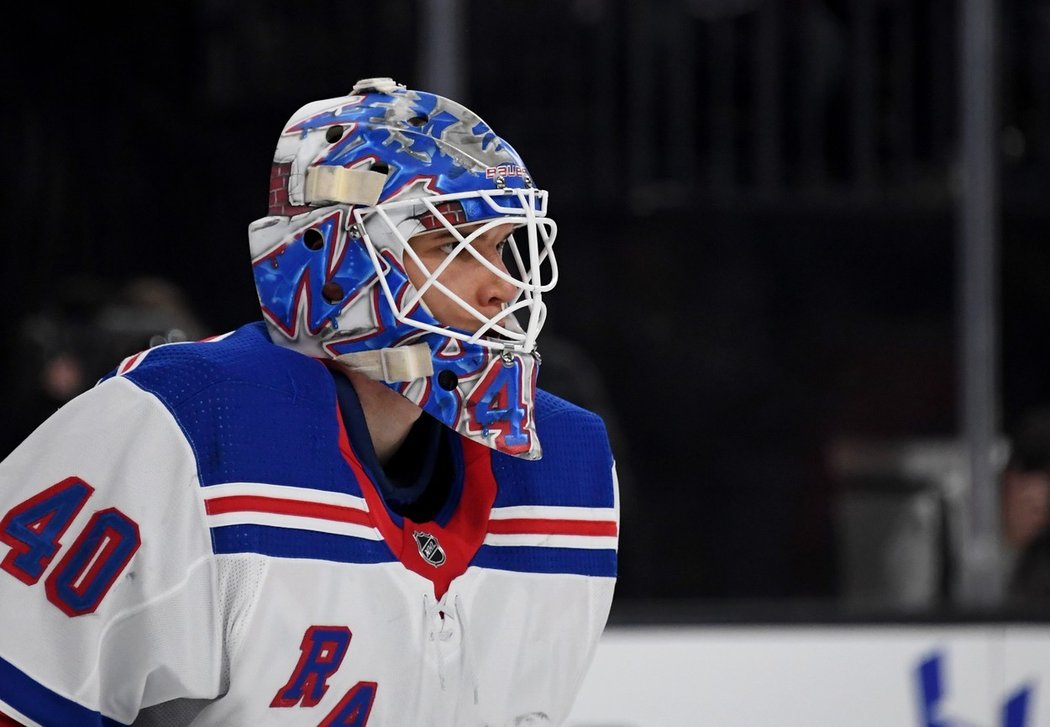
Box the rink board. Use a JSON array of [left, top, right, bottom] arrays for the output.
[[570, 625, 1050, 726]]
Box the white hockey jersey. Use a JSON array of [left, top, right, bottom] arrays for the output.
[[0, 323, 618, 726]]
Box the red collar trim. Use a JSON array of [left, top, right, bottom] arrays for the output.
[[334, 403, 497, 598]]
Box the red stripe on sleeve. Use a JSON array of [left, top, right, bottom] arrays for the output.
[[204, 495, 372, 526], [487, 518, 618, 537]]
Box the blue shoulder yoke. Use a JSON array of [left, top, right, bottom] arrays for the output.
[[110, 322, 354, 494]]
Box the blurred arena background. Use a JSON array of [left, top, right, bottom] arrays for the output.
[[3, 1, 1049, 723]]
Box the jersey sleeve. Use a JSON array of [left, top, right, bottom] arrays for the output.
[[0, 376, 221, 726]]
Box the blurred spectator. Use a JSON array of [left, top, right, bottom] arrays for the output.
[[1011, 528, 1050, 602], [1001, 408, 1050, 602], [2, 276, 209, 456]]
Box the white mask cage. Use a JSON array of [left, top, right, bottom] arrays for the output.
[[354, 187, 559, 354]]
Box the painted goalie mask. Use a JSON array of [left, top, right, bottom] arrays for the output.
[[249, 78, 557, 460]]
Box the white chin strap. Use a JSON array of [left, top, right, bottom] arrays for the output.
[[335, 344, 434, 383]]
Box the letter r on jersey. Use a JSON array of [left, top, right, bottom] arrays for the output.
[[271, 626, 353, 708]]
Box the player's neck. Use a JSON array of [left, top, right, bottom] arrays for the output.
[[340, 367, 424, 465]]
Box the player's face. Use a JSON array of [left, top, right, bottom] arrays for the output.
[[405, 222, 517, 332]]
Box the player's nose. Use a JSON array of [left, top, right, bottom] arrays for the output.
[[475, 260, 517, 316], [470, 227, 517, 316]]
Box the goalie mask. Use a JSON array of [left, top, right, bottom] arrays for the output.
[[249, 78, 557, 460]]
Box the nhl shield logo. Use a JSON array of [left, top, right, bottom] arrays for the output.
[[413, 531, 446, 567]]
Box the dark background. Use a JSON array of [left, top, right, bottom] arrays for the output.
[[3, 1, 1049, 612]]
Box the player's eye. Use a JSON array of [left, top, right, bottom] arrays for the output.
[[439, 241, 458, 255]]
